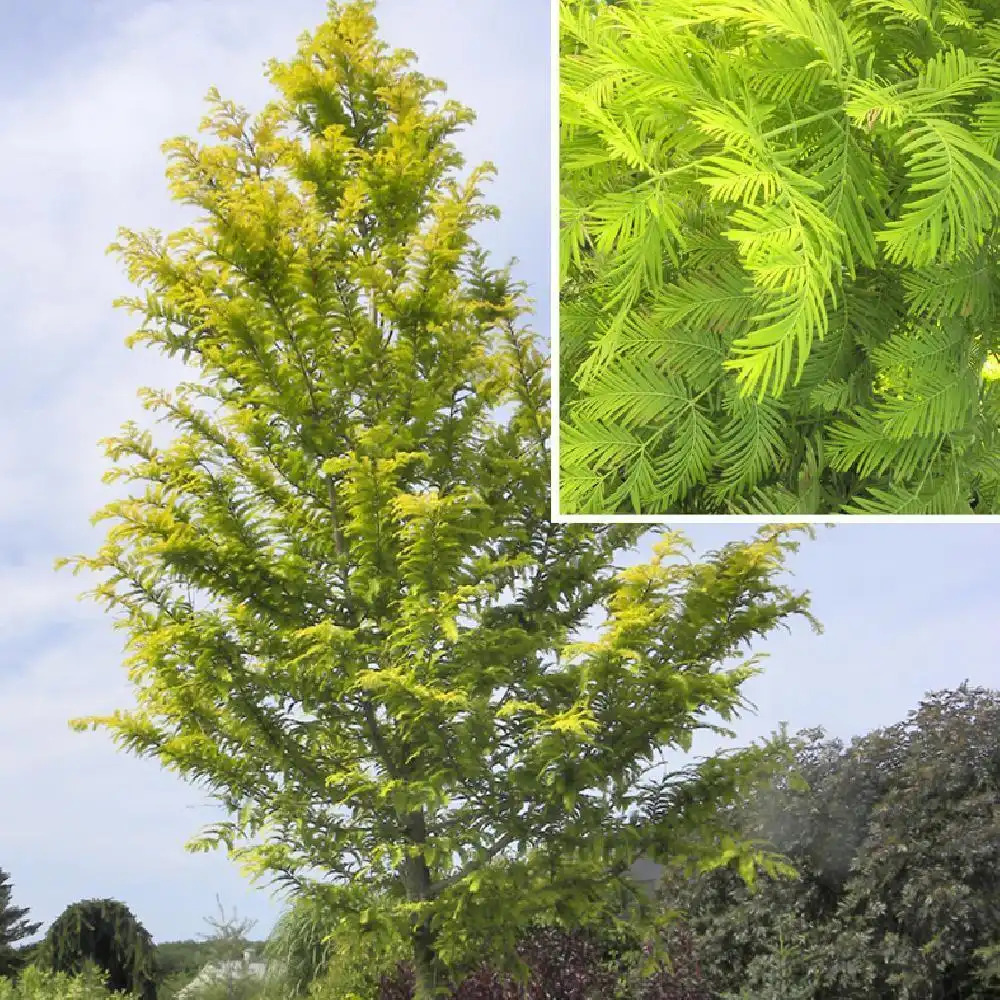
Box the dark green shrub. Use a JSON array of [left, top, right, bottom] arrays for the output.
[[38, 898, 157, 1000]]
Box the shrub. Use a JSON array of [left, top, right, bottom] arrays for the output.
[[660, 685, 1000, 999], [0, 964, 130, 1000], [37, 898, 157, 1000], [374, 925, 716, 1000]]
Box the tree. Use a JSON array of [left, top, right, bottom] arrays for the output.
[[38, 899, 157, 1000], [0, 870, 40, 980], [558, 0, 1000, 515], [662, 684, 1000, 999], [185, 898, 265, 1000], [199, 899, 258, 966], [64, 1, 819, 996]]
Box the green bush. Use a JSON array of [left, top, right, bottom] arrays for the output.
[[0, 964, 133, 1000], [37, 898, 157, 1000], [661, 685, 1000, 999], [156, 969, 197, 1000], [268, 916, 407, 1000]]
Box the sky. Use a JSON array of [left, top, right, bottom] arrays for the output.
[[0, 0, 996, 952]]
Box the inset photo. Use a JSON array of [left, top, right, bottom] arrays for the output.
[[556, 0, 1000, 517]]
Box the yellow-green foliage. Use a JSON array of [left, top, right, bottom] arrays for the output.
[[264, 892, 407, 999], [62, 1, 821, 997], [0, 966, 128, 1000], [560, 0, 1000, 514]]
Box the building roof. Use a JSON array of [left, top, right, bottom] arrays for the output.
[[627, 855, 665, 894], [175, 952, 270, 1000]]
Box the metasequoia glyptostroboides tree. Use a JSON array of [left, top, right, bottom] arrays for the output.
[[63, 2, 819, 996]]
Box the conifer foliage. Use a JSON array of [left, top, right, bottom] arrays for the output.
[[62, 2, 820, 997], [559, 0, 1000, 514], [0, 869, 40, 979], [38, 899, 157, 1000]]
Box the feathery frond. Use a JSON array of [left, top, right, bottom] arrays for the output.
[[559, 0, 1000, 513]]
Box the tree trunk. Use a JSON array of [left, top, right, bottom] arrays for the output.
[[411, 917, 444, 1000], [401, 809, 447, 999]]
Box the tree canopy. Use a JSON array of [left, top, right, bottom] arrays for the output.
[[661, 684, 1000, 999], [559, 0, 1000, 514], [64, 1, 820, 996]]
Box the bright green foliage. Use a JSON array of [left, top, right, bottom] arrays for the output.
[[0, 965, 130, 1000], [265, 892, 408, 1000], [63, 2, 819, 997], [37, 900, 157, 1000], [263, 897, 334, 998], [559, 0, 1000, 514]]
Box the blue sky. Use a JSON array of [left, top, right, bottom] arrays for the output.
[[0, 0, 996, 952]]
